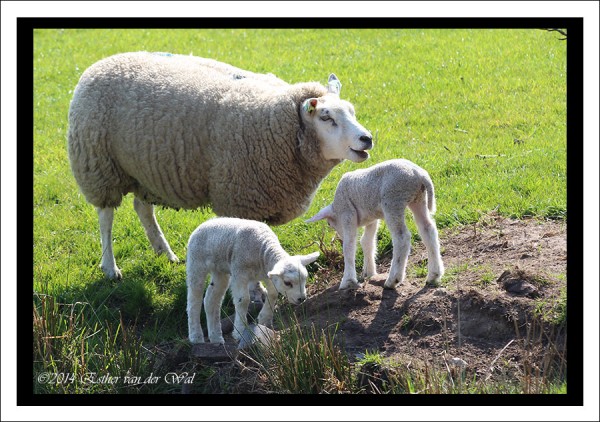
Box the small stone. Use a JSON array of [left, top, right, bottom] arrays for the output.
[[190, 342, 239, 363]]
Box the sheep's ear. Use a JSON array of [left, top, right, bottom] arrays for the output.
[[327, 74, 342, 96], [302, 98, 318, 114], [305, 204, 334, 223], [298, 252, 320, 266]]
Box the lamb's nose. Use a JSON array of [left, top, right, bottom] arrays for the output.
[[298, 297, 306, 304]]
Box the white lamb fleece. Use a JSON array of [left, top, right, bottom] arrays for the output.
[[186, 217, 319, 344], [307, 159, 444, 290], [67, 51, 372, 280]]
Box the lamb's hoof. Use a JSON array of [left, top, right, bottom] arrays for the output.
[[383, 279, 401, 290], [426, 278, 441, 287], [208, 336, 225, 345], [188, 335, 205, 344], [339, 280, 361, 290]]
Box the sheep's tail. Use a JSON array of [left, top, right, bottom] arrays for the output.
[[424, 176, 436, 215]]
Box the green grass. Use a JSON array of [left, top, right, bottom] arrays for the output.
[[33, 28, 566, 393]]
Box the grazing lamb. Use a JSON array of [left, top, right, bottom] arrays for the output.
[[67, 52, 372, 279], [186, 217, 319, 344], [307, 159, 444, 290]]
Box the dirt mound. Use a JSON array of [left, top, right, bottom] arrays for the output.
[[290, 213, 567, 383]]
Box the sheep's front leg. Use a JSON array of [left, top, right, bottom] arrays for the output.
[[133, 197, 179, 263], [257, 279, 279, 328], [361, 220, 379, 280], [97, 207, 122, 280], [203, 272, 230, 344], [187, 265, 208, 344], [383, 209, 411, 290], [229, 276, 251, 341], [340, 223, 360, 290]]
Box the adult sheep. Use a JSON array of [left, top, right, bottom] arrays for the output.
[[68, 52, 373, 279]]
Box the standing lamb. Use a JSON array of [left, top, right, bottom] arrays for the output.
[[67, 52, 372, 280], [307, 159, 444, 290], [186, 217, 319, 344]]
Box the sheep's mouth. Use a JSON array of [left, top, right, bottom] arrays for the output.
[[350, 148, 370, 161]]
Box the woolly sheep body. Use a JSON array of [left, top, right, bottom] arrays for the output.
[[186, 217, 319, 344], [67, 52, 372, 279], [308, 159, 444, 290]]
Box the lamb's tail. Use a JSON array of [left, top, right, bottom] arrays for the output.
[[424, 176, 436, 215]]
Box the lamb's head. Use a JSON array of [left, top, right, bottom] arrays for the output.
[[301, 74, 373, 163], [267, 252, 319, 305]]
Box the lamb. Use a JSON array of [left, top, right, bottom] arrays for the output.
[[307, 159, 444, 290], [67, 51, 372, 280], [186, 217, 320, 344]]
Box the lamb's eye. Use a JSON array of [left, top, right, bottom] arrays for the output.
[[283, 280, 293, 288]]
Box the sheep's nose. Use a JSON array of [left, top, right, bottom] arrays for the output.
[[298, 297, 306, 304], [360, 135, 373, 149]]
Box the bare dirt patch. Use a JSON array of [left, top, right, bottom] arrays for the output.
[[290, 213, 567, 386]]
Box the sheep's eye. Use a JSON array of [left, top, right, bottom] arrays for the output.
[[283, 280, 293, 288], [320, 115, 336, 126]]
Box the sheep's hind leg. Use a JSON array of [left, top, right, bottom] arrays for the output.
[[133, 197, 178, 262], [361, 220, 379, 280], [409, 201, 444, 286], [383, 208, 411, 290], [97, 207, 122, 280]]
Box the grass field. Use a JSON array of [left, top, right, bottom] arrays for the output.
[[32, 28, 566, 394]]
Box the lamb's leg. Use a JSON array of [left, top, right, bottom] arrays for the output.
[[133, 197, 178, 262], [383, 208, 411, 289], [409, 201, 444, 286], [97, 207, 122, 280], [187, 264, 208, 344], [203, 272, 230, 344], [361, 220, 379, 280], [229, 276, 251, 341], [340, 223, 360, 290], [257, 279, 279, 328]]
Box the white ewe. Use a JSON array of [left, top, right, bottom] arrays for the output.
[[67, 52, 372, 279], [186, 217, 319, 344], [307, 159, 444, 290]]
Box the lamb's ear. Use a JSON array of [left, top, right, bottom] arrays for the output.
[[327, 74, 342, 96], [305, 204, 334, 223], [298, 251, 320, 266], [302, 98, 318, 115], [267, 270, 282, 281]]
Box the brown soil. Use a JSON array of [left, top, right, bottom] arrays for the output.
[[291, 212, 567, 387], [168, 213, 567, 393]]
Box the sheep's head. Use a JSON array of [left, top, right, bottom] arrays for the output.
[[267, 252, 319, 305], [301, 74, 373, 163]]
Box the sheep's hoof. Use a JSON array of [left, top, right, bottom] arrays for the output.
[[102, 265, 122, 280]]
